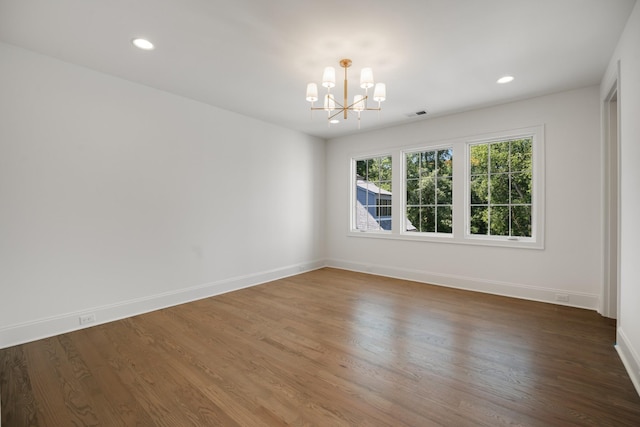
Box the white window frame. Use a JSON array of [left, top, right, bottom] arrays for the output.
[[402, 145, 455, 237], [347, 126, 545, 249], [464, 126, 544, 249]]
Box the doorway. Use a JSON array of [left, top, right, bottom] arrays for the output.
[[603, 80, 620, 319]]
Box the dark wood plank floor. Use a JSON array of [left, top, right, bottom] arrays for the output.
[[2, 268, 640, 426]]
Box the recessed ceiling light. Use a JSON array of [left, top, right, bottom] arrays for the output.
[[330, 119, 340, 124], [132, 38, 154, 50], [497, 75, 514, 84]]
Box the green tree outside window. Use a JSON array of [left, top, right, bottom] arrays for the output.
[[469, 138, 532, 237], [405, 148, 453, 233]]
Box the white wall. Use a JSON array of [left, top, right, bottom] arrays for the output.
[[0, 42, 326, 347], [326, 86, 602, 309], [603, 1, 640, 394]]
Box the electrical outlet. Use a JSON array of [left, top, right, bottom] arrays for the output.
[[556, 294, 570, 302], [79, 313, 96, 325]]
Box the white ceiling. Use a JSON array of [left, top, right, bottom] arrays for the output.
[[0, 0, 635, 139]]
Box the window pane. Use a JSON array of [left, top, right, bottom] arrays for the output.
[[437, 206, 452, 233], [470, 144, 488, 175], [438, 149, 453, 176], [422, 151, 436, 175], [420, 176, 436, 205], [356, 160, 367, 178], [378, 217, 392, 230], [470, 206, 488, 235], [490, 206, 509, 236], [354, 155, 393, 232], [380, 156, 392, 181], [365, 200, 376, 217], [379, 180, 392, 193], [367, 158, 380, 182], [470, 175, 488, 204], [420, 206, 435, 233], [468, 136, 535, 240], [406, 153, 420, 179], [376, 200, 391, 218], [511, 205, 532, 237], [406, 207, 420, 232], [437, 176, 452, 204], [511, 172, 531, 204], [404, 147, 454, 235], [407, 179, 420, 205], [490, 141, 510, 173], [511, 138, 532, 172], [364, 189, 373, 208], [490, 173, 509, 204]]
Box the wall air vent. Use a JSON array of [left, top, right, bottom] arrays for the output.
[[405, 110, 428, 118]]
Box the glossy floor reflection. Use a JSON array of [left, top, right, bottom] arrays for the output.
[[2, 268, 639, 426]]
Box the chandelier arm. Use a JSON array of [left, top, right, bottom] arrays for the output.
[[310, 106, 378, 112], [329, 109, 346, 120], [310, 99, 346, 113], [344, 95, 368, 111]]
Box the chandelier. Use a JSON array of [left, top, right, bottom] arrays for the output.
[[305, 58, 386, 127]]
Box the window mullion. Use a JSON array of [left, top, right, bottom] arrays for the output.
[[391, 150, 402, 234]]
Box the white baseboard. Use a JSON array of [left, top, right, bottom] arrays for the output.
[[326, 258, 599, 310], [616, 328, 640, 396], [1, 258, 602, 350], [0, 260, 325, 349]]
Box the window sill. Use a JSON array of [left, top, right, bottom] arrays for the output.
[[347, 230, 543, 249]]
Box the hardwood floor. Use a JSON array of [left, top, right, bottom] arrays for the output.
[[2, 268, 640, 426]]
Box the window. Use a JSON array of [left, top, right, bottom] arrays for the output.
[[349, 126, 543, 248], [377, 199, 392, 217], [405, 148, 453, 233], [354, 155, 392, 231], [469, 138, 532, 238]]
